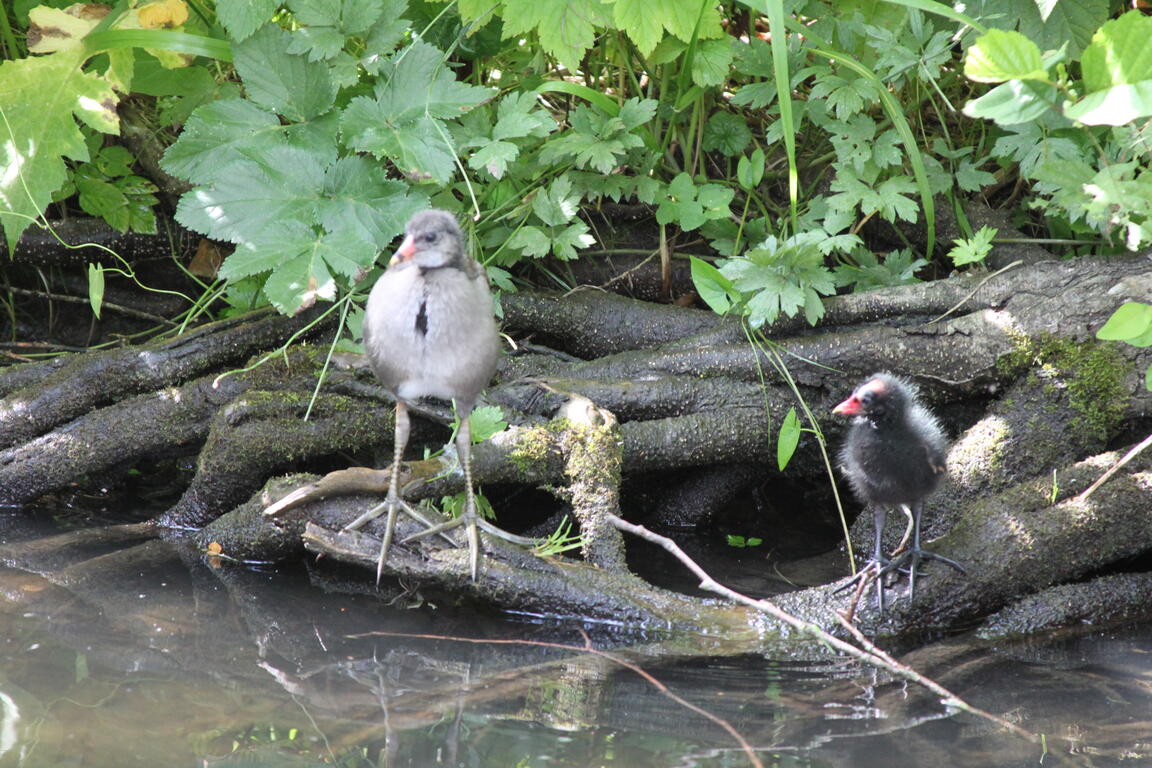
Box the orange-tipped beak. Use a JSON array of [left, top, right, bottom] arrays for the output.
[[832, 395, 862, 415], [389, 234, 417, 266]]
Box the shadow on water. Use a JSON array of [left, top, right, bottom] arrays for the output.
[[0, 507, 1148, 767]]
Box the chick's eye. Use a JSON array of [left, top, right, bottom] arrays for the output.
[[421, 232, 438, 244], [860, 392, 874, 406]]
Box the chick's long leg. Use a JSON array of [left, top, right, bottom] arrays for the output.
[[403, 406, 537, 581], [342, 401, 445, 583], [835, 505, 891, 612], [880, 501, 966, 601]]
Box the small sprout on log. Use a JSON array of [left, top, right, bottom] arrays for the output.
[[534, 516, 584, 558]]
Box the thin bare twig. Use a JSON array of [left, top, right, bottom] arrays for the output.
[[1076, 431, 1152, 501], [605, 513, 1053, 752], [926, 259, 1022, 326]]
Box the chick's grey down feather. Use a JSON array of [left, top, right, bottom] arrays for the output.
[[363, 209, 499, 410]]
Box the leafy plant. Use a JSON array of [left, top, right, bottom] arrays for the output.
[[468, 405, 509, 443], [439, 489, 497, 522], [0, 1, 228, 253], [834, 247, 928, 291], [534, 516, 584, 558], [61, 145, 160, 234], [692, 231, 852, 329], [963, 11, 1152, 251], [726, 535, 762, 548], [948, 225, 998, 268]]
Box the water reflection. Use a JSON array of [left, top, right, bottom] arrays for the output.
[[0, 513, 1147, 767]]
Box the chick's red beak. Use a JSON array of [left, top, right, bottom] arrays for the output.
[[832, 395, 862, 415], [389, 234, 417, 266]]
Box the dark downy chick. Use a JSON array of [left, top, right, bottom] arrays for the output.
[[833, 372, 963, 610]]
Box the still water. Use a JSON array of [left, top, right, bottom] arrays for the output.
[[0, 509, 1148, 768]]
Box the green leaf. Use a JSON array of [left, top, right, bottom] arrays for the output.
[[737, 147, 766, 190], [1097, 302, 1152, 344], [720, 232, 840, 328], [287, 0, 384, 59], [702, 111, 752, 156], [468, 405, 508, 442], [507, 226, 551, 259], [962, 79, 1055, 126], [501, 0, 610, 72], [777, 407, 801, 471], [175, 146, 328, 244], [87, 263, 105, 319], [691, 38, 733, 88], [1145, 365, 1152, 392], [1079, 10, 1152, 95], [341, 41, 492, 182], [233, 24, 337, 122], [1064, 82, 1152, 126], [0, 50, 118, 253], [614, 0, 663, 55], [216, 0, 279, 41], [949, 225, 997, 266], [964, 29, 1046, 83], [161, 100, 286, 185], [262, 249, 337, 314], [690, 256, 734, 315], [319, 156, 424, 249]]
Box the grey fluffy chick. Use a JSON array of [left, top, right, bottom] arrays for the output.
[[346, 209, 527, 582]]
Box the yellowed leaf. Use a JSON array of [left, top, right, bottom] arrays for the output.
[[27, 3, 110, 54], [138, 0, 189, 30]]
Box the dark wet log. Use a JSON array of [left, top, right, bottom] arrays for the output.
[[0, 373, 245, 505], [0, 307, 328, 450], [978, 572, 1152, 638]]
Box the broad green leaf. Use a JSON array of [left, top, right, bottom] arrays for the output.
[[617, 98, 658, 130], [614, 0, 724, 56], [0, 50, 119, 253], [342, 42, 491, 182], [469, 140, 519, 179], [234, 24, 337, 122], [949, 225, 997, 266], [469, 405, 508, 442], [1097, 302, 1152, 344], [962, 79, 1055, 125], [174, 146, 328, 244], [614, 0, 663, 55], [216, 0, 279, 41], [1064, 82, 1152, 126], [501, 0, 610, 72], [1016, 0, 1106, 60], [318, 156, 422, 249], [777, 407, 801, 471], [1079, 10, 1152, 94], [737, 147, 766, 190], [507, 226, 551, 258], [689, 256, 733, 315], [702, 111, 751, 156], [289, 0, 384, 42], [262, 249, 337, 314], [161, 99, 285, 184], [531, 176, 580, 226], [691, 38, 733, 88], [964, 29, 1046, 83]]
